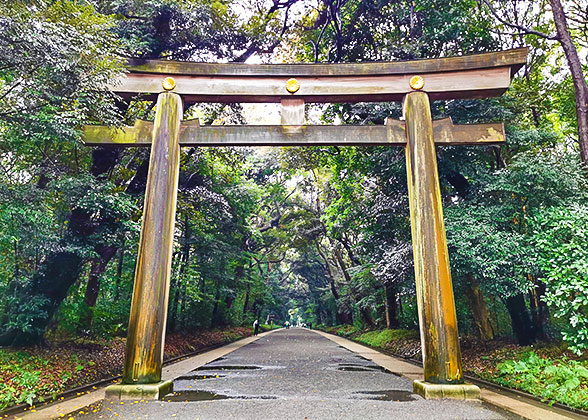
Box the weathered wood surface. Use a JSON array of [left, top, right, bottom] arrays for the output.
[[122, 92, 182, 385], [404, 91, 463, 384], [281, 99, 305, 126], [83, 119, 504, 147], [84, 119, 200, 146], [127, 48, 528, 77], [112, 67, 513, 103], [112, 48, 527, 103]]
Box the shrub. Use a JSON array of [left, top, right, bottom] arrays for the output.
[[354, 329, 417, 348], [0, 350, 66, 410], [487, 351, 588, 410], [335, 325, 358, 337]]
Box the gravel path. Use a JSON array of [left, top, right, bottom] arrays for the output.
[[76, 328, 523, 420]]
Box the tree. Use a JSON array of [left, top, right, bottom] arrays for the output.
[[531, 204, 588, 354], [481, 0, 588, 163]]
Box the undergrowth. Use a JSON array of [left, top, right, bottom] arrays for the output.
[[0, 350, 69, 410], [0, 327, 251, 412], [355, 329, 418, 347], [481, 350, 588, 410]]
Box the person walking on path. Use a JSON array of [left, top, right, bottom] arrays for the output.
[[253, 319, 259, 336]]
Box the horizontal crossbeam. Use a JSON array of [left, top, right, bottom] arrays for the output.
[[112, 48, 528, 103], [114, 68, 511, 104], [83, 118, 504, 147]]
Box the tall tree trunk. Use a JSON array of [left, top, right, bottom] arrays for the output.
[[80, 245, 117, 333], [167, 255, 181, 334], [178, 281, 188, 329], [529, 278, 548, 340], [243, 283, 251, 316], [384, 282, 399, 329], [316, 242, 352, 324], [113, 243, 125, 301], [210, 286, 221, 329], [464, 274, 494, 341], [536, 281, 549, 339], [550, 0, 588, 163], [339, 234, 360, 265], [169, 213, 190, 333], [334, 248, 373, 327], [316, 242, 339, 299], [504, 293, 536, 345]]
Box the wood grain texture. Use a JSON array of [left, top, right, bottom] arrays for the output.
[[122, 92, 182, 385], [281, 99, 305, 126], [84, 119, 199, 146], [404, 91, 464, 385], [83, 120, 504, 147], [126, 48, 528, 77], [111, 67, 513, 103]]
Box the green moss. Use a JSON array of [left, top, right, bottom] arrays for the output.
[[260, 324, 281, 331], [354, 329, 417, 348], [335, 325, 359, 337]]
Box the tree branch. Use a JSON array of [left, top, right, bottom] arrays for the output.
[[481, 0, 559, 40]]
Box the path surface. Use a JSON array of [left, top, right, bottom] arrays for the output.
[[75, 328, 522, 420]]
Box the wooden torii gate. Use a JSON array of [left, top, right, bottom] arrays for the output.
[[83, 48, 528, 400]]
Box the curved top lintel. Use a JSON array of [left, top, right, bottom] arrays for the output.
[[126, 48, 528, 78]]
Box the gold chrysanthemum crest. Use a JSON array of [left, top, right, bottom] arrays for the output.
[[162, 77, 176, 91], [409, 75, 425, 90], [285, 78, 300, 94]]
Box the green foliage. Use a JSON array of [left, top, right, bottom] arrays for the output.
[[294, 0, 498, 63], [354, 329, 418, 348], [335, 325, 360, 337], [0, 350, 66, 410], [260, 324, 281, 332], [488, 351, 588, 410], [445, 143, 588, 342], [531, 204, 588, 354], [0, 0, 123, 131]]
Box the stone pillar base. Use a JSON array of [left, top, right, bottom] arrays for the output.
[[105, 380, 173, 400], [413, 380, 480, 400]]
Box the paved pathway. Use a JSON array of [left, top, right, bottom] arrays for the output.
[[73, 328, 524, 420]]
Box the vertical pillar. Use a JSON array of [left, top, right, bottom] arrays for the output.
[[122, 91, 182, 386], [404, 91, 463, 386]]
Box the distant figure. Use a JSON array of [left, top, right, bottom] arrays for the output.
[[308, 322, 312, 330], [253, 319, 259, 336], [285, 321, 290, 329]]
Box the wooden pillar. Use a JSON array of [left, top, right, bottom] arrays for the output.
[[122, 92, 182, 384], [404, 91, 463, 384]]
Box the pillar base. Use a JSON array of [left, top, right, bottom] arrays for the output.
[[105, 380, 173, 400], [413, 380, 480, 400]]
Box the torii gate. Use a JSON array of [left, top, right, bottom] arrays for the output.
[[83, 48, 528, 400]]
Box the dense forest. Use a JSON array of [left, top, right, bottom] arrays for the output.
[[0, 0, 587, 391]]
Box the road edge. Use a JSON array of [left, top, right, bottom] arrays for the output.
[[311, 329, 582, 420], [12, 329, 279, 420]]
